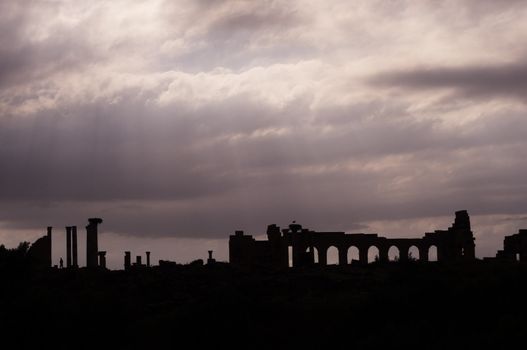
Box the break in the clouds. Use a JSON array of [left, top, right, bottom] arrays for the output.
[[1, 0, 527, 263]]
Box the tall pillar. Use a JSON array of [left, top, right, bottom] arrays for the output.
[[419, 247, 428, 262], [359, 247, 368, 265], [72, 226, 78, 268], [124, 251, 131, 270], [399, 247, 409, 262], [86, 218, 103, 268], [318, 247, 328, 266], [66, 226, 72, 268], [338, 247, 347, 266], [378, 247, 389, 263], [146, 251, 151, 267]]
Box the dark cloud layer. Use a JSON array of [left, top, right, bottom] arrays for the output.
[[370, 61, 527, 100]]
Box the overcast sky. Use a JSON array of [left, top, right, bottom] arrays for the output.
[[1, 0, 527, 268]]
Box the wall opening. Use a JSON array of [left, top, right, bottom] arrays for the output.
[[348, 246, 359, 264], [368, 246, 379, 263], [288, 246, 293, 267], [408, 246, 419, 261], [306, 247, 319, 264], [428, 245, 438, 262], [327, 246, 339, 265], [388, 246, 400, 262]]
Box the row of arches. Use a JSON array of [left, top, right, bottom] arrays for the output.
[[288, 245, 438, 267]]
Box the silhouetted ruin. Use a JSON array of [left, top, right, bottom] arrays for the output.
[[207, 250, 216, 265], [25, 226, 52, 269], [124, 251, 131, 270], [230, 210, 476, 268], [65, 226, 79, 268], [3, 209, 527, 272], [2, 209, 527, 349], [496, 229, 527, 261], [123, 251, 152, 269], [72, 226, 78, 267], [86, 218, 103, 268]]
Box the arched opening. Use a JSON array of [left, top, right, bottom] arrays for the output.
[[428, 245, 438, 262], [288, 246, 293, 267], [388, 246, 400, 262], [348, 246, 360, 264], [408, 246, 419, 261], [305, 247, 319, 264], [516, 253, 520, 262], [368, 246, 380, 263], [327, 246, 339, 265]]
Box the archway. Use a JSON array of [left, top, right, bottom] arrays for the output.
[[348, 246, 359, 264], [288, 246, 293, 267], [388, 246, 400, 262], [368, 246, 380, 263], [307, 247, 319, 264], [327, 246, 339, 265], [408, 246, 419, 261], [428, 245, 438, 262]]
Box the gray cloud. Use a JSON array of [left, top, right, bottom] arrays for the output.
[[369, 61, 527, 100]]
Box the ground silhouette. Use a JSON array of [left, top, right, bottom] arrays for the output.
[[1, 211, 527, 348], [1, 261, 527, 348]]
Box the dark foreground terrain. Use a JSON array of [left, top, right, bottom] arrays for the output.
[[2, 261, 527, 349]]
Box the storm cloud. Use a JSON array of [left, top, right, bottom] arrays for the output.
[[1, 0, 527, 266]]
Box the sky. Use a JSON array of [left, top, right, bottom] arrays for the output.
[[1, 0, 527, 269]]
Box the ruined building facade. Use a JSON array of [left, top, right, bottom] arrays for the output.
[[22, 218, 105, 269], [230, 210, 476, 268], [26, 226, 52, 269], [496, 229, 527, 262]]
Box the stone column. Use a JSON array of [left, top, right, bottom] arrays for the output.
[[359, 247, 369, 265], [399, 246, 409, 262], [318, 246, 328, 266], [72, 226, 78, 267], [338, 247, 347, 266], [124, 251, 131, 270], [378, 246, 389, 263], [86, 218, 103, 268], [66, 226, 72, 268]]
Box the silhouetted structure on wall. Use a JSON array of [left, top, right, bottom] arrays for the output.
[[72, 226, 78, 267], [230, 210, 476, 268], [66, 226, 72, 267], [26, 226, 52, 268], [124, 251, 152, 269], [124, 251, 131, 270], [86, 218, 103, 268], [65, 226, 78, 268], [496, 229, 527, 262], [207, 250, 216, 265]]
